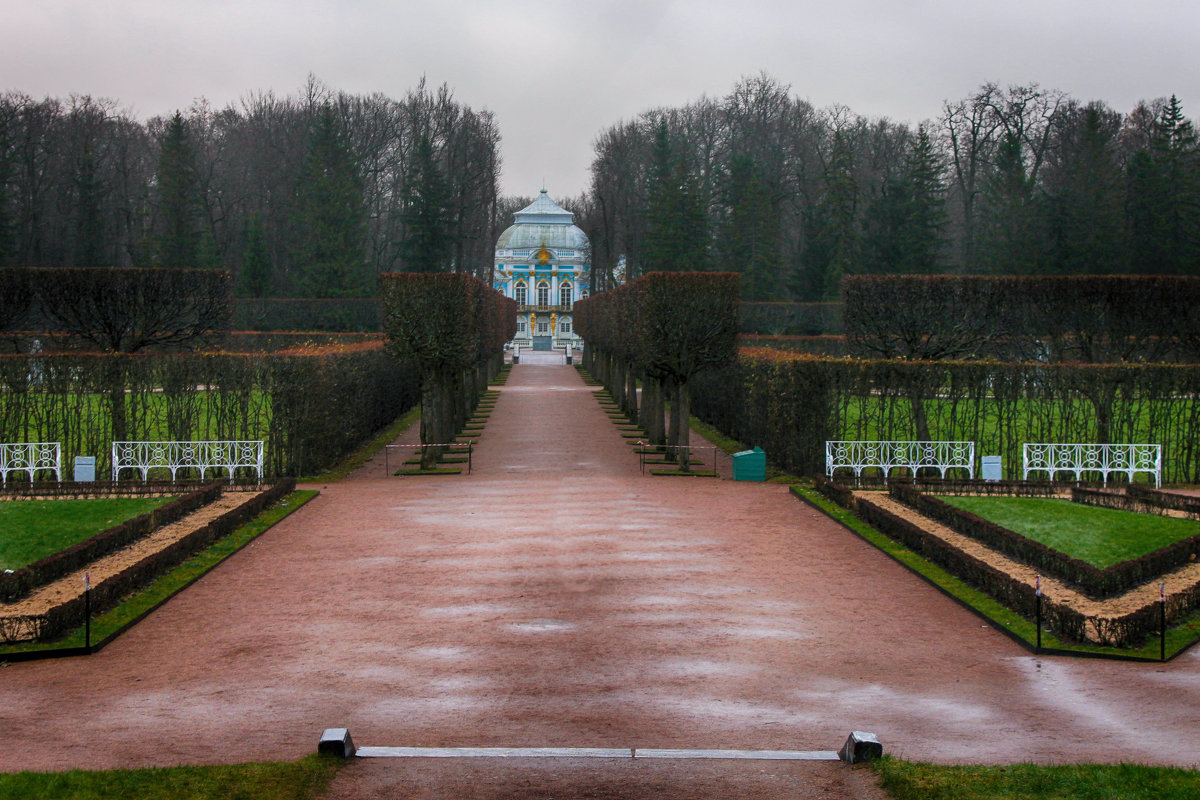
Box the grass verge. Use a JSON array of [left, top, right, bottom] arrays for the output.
[[0, 753, 341, 800], [792, 484, 1200, 660], [0, 490, 317, 659], [872, 756, 1200, 799]]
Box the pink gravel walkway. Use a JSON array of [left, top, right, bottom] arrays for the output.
[[0, 363, 1197, 798]]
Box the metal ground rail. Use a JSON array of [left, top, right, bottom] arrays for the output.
[[636, 443, 719, 475], [385, 442, 473, 474]]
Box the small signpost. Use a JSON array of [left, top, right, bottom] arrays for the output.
[[74, 456, 96, 482], [981, 455, 1002, 482]]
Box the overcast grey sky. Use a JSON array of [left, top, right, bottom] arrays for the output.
[[3, 1, 1196, 197]]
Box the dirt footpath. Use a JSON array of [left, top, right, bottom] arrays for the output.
[[0, 363, 1197, 799]]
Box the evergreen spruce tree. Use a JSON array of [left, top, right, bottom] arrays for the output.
[[979, 130, 1041, 273], [156, 111, 203, 269], [0, 118, 15, 266], [718, 154, 779, 298], [239, 212, 271, 297], [73, 145, 106, 266], [292, 105, 368, 295], [398, 133, 453, 273], [817, 133, 860, 298], [643, 122, 709, 273], [1046, 105, 1125, 274], [863, 126, 946, 274]]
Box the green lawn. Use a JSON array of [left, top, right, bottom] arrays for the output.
[[0, 497, 177, 570], [0, 755, 340, 800], [873, 757, 1200, 800], [937, 496, 1200, 568]]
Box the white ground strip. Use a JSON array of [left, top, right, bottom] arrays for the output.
[[354, 746, 840, 760]]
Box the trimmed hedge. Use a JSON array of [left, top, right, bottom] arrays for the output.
[[0, 342, 417, 477], [381, 273, 514, 469], [28, 479, 297, 643], [824, 485, 1196, 647], [233, 298, 382, 332], [740, 302, 841, 335], [891, 482, 1200, 600], [1128, 485, 1200, 519], [741, 335, 850, 357], [25, 267, 232, 354], [0, 483, 224, 601], [691, 348, 1200, 483], [577, 272, 739, 463], [843, 274, 1200, 362]]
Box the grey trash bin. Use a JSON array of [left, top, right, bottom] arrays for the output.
[[732, 446, 766, 482]]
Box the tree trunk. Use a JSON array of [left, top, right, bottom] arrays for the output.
[[625, 365, 639, 420], [612, 356, 626, 409], [667, 376, 681, 462], [677, 379, 691, 472], [642, 374, 665, 446], [419, 373, 443, 470]]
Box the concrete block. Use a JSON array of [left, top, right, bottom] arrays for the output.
[[318, 728, 356, 758], [837, 731, 882, 763]]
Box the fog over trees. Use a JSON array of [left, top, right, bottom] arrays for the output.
[[581, 74, 1200, 299], [0, 77, 500, 295]]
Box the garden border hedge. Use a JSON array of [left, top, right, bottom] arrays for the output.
[[812, 477, 1200, 647], [11, 479, 296, 643], [0, 482, 224, 601], [890, 482, 1200, 599]]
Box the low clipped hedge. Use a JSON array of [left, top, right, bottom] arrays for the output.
[[820, 481, 1197, 647], [0, 483, 224, 601], [891, 482, 1200, 600], [1128, 485, 1200, 519]]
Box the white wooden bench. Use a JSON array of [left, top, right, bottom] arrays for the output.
[[0, 442, 61, 485], [111, 441, 264, 483], [1022, 443, 1161, 487], [825, 440, 975, 480]]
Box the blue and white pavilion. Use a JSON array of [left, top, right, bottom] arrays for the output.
[[494, 190, 590, 351]]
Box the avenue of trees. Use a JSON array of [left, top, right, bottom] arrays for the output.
[[580, 73, 1200, 300], [0, 77, 500, 297]]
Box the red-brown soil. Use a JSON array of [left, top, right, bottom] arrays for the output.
[[0, 363, 1197, 799]]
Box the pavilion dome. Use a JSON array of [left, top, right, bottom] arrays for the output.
[[495, 189, 589, 252]]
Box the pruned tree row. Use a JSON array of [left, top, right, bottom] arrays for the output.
[[575, 272, 739, 471], [844, 274, 1200, 364], [381, 273, 516, 469]]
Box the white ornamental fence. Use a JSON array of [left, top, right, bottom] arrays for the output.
[[112, 440, 264, 483], [1022, 443, 1161, 487], [826, 440, 975, 480], [0, 442, 61, 485]]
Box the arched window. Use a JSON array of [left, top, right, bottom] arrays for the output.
[[514, 280, 527, 306], [559, 282, 572, 308], [536, 280, 550, 307]]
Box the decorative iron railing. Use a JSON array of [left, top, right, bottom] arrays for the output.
[[1022, 443, 1161, 487], [0, 442, 61, 485], [826, 440, 975, 480], [111, 440, 264, 483]]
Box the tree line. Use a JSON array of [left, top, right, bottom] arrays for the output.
[[579, 73, 1200, 300], [0, 76, 500, 297]]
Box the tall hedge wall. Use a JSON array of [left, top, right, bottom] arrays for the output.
[[233, 298, 382, 332], [844, 274, 1200, 362], [0, 341, 416, 477], [692, 347, 1200, 483]]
